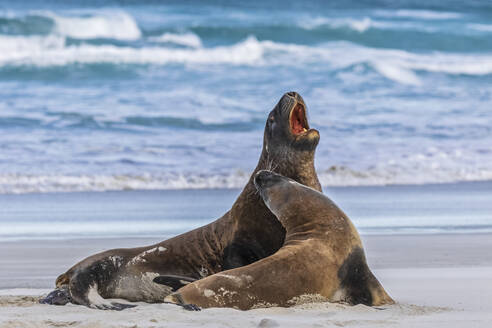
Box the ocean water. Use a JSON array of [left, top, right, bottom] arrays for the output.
[[0, 0, 492, 193]]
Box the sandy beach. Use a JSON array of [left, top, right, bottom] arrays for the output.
[[1, 184, 492, 327], [1, 233, 491, 327]]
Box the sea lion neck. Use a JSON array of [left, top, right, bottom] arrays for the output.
[[278, 191, 352, 243], [231, 144, 321, 218], [257, 145, 321, 191]]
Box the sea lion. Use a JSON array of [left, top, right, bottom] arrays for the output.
[[161, 170, 394, 310], [40, 92, 322, 310]]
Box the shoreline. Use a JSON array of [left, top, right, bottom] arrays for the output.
[[1, 181, 491, 241], [1, 178, 492, 195], [1, 233, 491, 290]]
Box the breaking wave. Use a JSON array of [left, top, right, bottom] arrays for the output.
[[374, 9, 462, 20], [0, 35, 264, 67], [2, 166, 492, 194], [1, 34, 492, 83], [148, 32, 203, 48], [43, 11, 142, 40], [298, 16, 375, 32]]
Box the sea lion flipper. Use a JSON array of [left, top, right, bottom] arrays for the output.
[[164, 293, 201, 311], [108, 302, 137, 311], [153, 275, 197, 291], [39, 287, 72, 305], [337, 246, 394, 306], [181, 303, 201, 311]]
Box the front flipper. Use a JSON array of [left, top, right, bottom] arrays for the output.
[[164, 293, 201, 311], [153, 275, 197, 292], [39, 287, 72, 306], [83, 283, 136, 311]]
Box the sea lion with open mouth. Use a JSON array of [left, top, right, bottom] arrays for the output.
[[40, 92, 322, 310], [161, 170, 394, 310]]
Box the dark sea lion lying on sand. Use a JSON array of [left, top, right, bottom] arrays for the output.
[[41, 92, 322, 310]]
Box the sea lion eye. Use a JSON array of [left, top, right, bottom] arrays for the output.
[[267, 116, 276, 132]]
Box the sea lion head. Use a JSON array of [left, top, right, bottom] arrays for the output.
[[263, 91, 320, 157], [253, 170, 308, 219], [253, 170, 288, 195]]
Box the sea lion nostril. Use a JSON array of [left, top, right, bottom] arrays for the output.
[[254, 171, 266, 185], [286, 91, 297, 98]]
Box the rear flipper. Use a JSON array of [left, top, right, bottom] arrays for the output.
[[72, 280, 136, 311], [338, 247, 394, 306], [39, 287, 72, 306], [153, 275, 197, 291]]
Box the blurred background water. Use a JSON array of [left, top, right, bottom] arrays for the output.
[[0, 0, 492, 194]]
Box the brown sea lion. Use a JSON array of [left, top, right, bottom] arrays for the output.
[[161, 170, 394, 310], [40, 92, 322, 310]]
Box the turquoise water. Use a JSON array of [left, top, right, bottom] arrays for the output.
[[0, 0, 492, 193]]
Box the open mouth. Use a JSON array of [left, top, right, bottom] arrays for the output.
[[289, 103, 309, 136]]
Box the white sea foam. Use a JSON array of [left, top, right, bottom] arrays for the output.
[[266, 39, 492, 79], [306, 41, 492, 78], [0, 35, 263, 66], [296, 16, 435, 33], [1, 163, 492, 194], [1, 34, 492, 81], [40, 10, 142, 40], [375, 9, 462, 20], [0, 34, 66, 56], [149, 32, 202, 48], [467, 23, 492, 32], [0, 172, 250, 194], [349, 17, 372, 32], [298, 16, 375, 32], [264, 40, 492, 80], [333, 166, 492, 187], [372, 61, 422, 86]]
